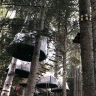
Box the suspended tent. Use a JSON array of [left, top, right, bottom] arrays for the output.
[[6, 58, 47, 78], [51, 81, 69, 93], [73, 33, 80, 43], [6, 58, 31, 78], [36, 76, 58, 88], [7, 32, 47, 62], [19, 79, 43, 96], [19, 79, 27, 87]]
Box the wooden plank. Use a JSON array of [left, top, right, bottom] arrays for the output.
[[41, 66, 49, 71], [49, 59, 57, 63], [45, 63, 54, 67]]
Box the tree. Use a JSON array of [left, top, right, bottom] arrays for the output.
[[25, 0, 46, 96], [90, 0, 96, 83], [1, 57, 17, 96], [79, 0, 95, 96]]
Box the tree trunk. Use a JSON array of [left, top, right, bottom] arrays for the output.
[[90, 0, 96, 84], [22, 87, 26, 96], [62, 27, 67, 96], [54, 33, 59, 78], [74, 66, 77, 96], [54, 48, 58, 78], [24, 87, 28, 96], [76, 68, 79, 96], [79, 0, 96, 96], [78, 67, 82, 96], [63, 52, 66, 96], [24, 35, 41, 96], [1, 57, 17, 96], [25, 0, 45, 96], [74, 67, 80, 96]]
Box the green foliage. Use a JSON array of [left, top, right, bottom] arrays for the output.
[[0, 5, 7, 19]]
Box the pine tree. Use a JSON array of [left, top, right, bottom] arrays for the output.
[[79, 0, 95, 95], [90, 0, 96, 84]]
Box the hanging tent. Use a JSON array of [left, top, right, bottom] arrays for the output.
[[6, 58, 31, 78], [36, 75, 58, 89], [51, 81, 69, 92], [7, 32, 47, 62]]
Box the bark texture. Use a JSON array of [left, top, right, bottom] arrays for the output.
[[62, 27, 67, 96], [79, 0, 95, 96], [24, 0, 45, 96], [1, 57, 17, 96], [54, 48, 58, 78], [63, 51, 66, 96], [90, 0, 96, 83], [24, 35, 41, 96], [74, 67, 82, 96]]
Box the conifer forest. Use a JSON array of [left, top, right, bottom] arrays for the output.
[[0, 0, 96, 96]]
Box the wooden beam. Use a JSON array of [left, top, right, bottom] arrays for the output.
[[41, 66, 49, 71], [49, 59, 57, 63], [53, 53, 62, 58], [39, 70, 45, 73], [45, 63, 54, 67]]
